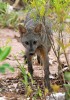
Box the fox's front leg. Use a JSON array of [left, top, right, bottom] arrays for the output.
[[26, 53, 33, 76], [40, 48, 51, 90]]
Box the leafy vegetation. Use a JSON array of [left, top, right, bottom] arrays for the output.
[[0, 46, 11, 61], [0, 2, 18, 28], [0, 46, 14, 73]]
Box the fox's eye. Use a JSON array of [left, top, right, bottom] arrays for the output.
[[33, 41, 37, 44], [25, 41, 29, 45]]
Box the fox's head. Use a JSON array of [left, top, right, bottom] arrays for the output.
[[18, 24, 42, 55]]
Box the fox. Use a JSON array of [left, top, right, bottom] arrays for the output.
[[18, 11, 52, 90]]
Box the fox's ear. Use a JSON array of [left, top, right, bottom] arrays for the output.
[[18, 24, 26, 35], [34, 24, 42, 33]]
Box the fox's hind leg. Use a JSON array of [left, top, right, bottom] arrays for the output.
[[24, 54, 42, 65], [37, 55, 42, 65]]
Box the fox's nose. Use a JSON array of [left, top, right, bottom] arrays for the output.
[[29, 52, 34, 55]]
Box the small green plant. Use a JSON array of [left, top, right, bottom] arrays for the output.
[[35, 86, 43, 99], [64, 72, 70, 100], [0, 46, 14, 73]]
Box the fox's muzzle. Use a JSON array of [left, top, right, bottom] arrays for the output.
[[29, 49, 35, 55], [29, 52, 34, 55]]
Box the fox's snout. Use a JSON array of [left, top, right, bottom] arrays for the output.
[[29, 52, 34, 55], [29, 49, 35, 55]]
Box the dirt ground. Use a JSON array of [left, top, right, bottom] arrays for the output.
[[0, 28, 70, 100]]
